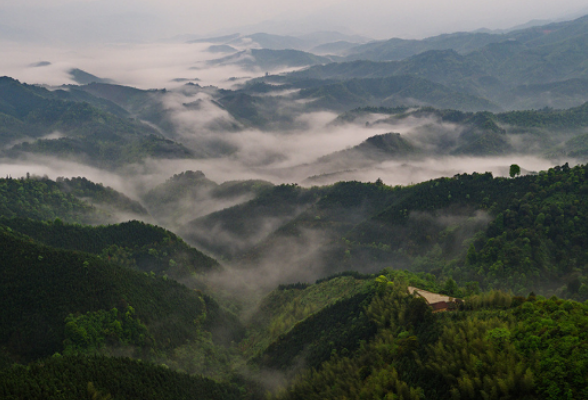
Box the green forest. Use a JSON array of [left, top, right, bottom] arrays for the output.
[[0, 162, 587, 399]]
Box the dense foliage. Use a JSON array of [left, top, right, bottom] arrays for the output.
[[0, 217, 220, 278], [0, 77, 194, 167], [0, 227, 238, 362], [272, 274, 588, 400], [0, 356, 248, 400]]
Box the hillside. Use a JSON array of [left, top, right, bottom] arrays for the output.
[[0, 77, 194, 167], [0, 217, 220, 279], [271, 274, 588, 400], [295, 75, 500, 112], [0, 226, 241, 362], [179, 184, 320, 260], [207, 49, 332, 71], [142, 170, 273, 227], [249, 16, 588, 111], [181, 163, 588, 300], [0, 356, 249, 400]]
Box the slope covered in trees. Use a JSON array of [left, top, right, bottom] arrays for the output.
[[0, 226, 240, 362], [0, 77, 194, 167], [187, 163, 588, 300], [0, 217, 220, 278], [0, 356, 249, 400], [0, 175, 145, 225], [270, 272, 588, 400]]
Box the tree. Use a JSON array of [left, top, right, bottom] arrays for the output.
[[509, 164, 521, 178]]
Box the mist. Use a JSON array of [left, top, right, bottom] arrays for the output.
[[0, 28, 584, 299]]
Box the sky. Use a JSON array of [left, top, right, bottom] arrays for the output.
[[1, 0, 588, 42]]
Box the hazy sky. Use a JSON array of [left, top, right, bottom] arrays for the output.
[[1, 0, 588, 42]]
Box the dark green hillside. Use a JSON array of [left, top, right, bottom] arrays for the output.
[[0, 176, 99, 224], [0, 218, 220, 278], [496, 101, 588, 128], [256, 290, 376, 373], [0, 228, 239, 361], [242, 275, 372, 358], [0, 356, 247, 400], [338, 164, 588, 295], [216, 92, 267, 128], [0, 175, 144, 225], [232, 181, 397, 272], [216, 162, 588, 297], [0, 77, 193, 166], [77, 83, 180, 134]]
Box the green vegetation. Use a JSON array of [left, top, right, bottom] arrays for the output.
[[0, 175, 145, 225], [271, 274, 588, 400], [0, 356, 248, 400], [242, 276, 372, 358], [0, 226, 239, 362], [193, 163, 588, 299], [0, 77, 194, 167], [181, 183, 321, 260], [0, 217, 220, 278], [63, 306, 151, 355]]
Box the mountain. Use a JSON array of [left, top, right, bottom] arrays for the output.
[[252, 15, 588, 111], [142, 170, 273, 228], [0, 77, 194, 167], [294, 75, 500, 112], [344, 32, 505, 61], [269, 274, 588, 400], [178, 162, 588, 300], [0, 217, 220, 279], [179, 184, 320, 261], [0, 356, 248, 400], [0, 226, 240, 362], [343, 14, 588, 62], [191, 31, 370, 51], [206, 49, 333, 71], [310, 41, 363, 55], [0, 175, 147, 225], [315, 132, 419, 170]]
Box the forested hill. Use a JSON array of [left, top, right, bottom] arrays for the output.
[[0, 226, 241, 362], [0, 356, 248, 400], [0, 77, 194, 167], [268, 271, 588, 400], [0, 175, 145, 224], [0, 217, 220, 278], [330, 104, 588, 160], [0, 173, 221, 279], [181, 163, 588, 299]]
